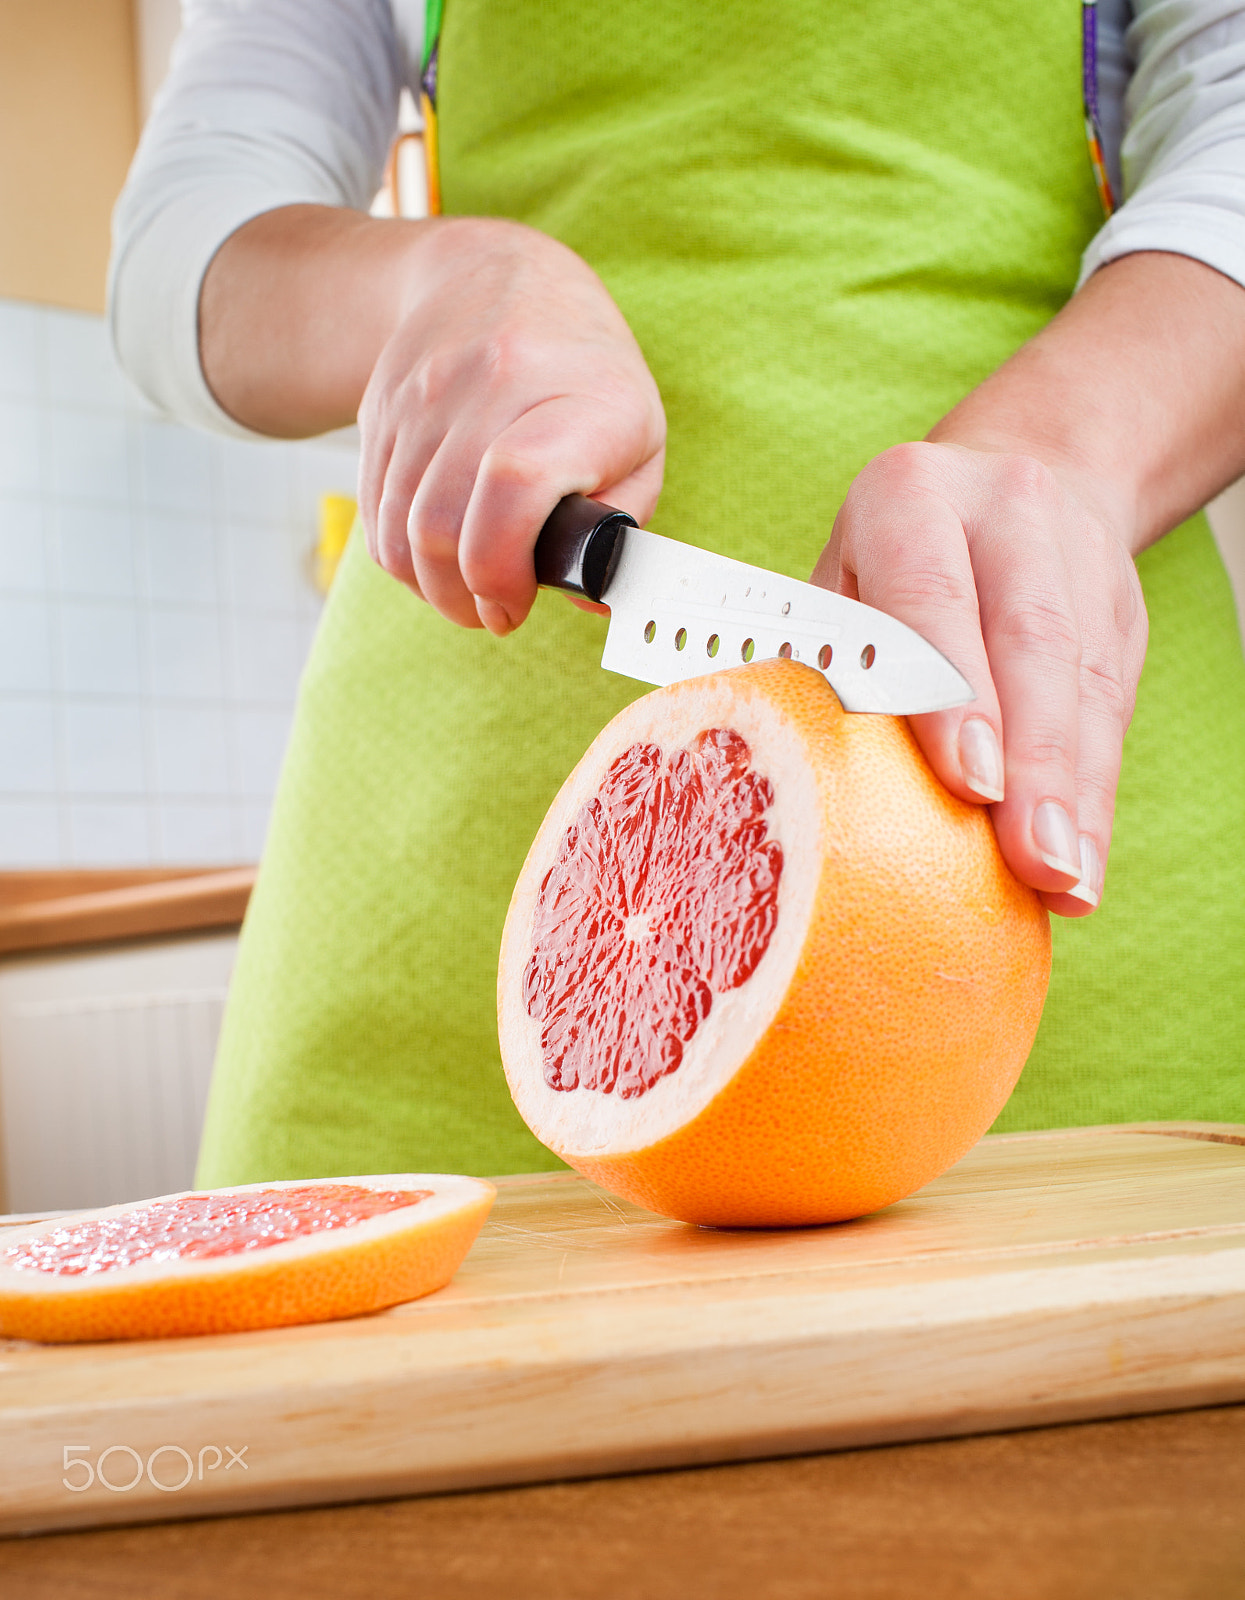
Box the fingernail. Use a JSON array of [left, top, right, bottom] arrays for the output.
[[1032, 801, 1080, 879], [959, 718, 1004, 802], [1067, 835, 1102, 908], [475, 596, 514, 636]]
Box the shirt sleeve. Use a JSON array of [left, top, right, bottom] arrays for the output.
[[109, 0, 414, 437], [1081, 0, 1245, 290]]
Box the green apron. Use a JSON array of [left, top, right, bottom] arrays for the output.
[[195, 0, 1245, 1187]]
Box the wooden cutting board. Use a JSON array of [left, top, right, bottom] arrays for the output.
[[3, 1121, 1245, 1537]]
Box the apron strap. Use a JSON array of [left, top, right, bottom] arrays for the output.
[[420, 0, 444, 214]]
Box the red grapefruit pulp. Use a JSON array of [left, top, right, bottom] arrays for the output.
[[5, 1184, 433, 1274], [522, 726, 783, 1099]]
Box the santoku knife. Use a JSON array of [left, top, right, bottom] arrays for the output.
[[535, 495, 974, 715]]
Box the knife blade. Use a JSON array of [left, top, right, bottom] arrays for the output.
[[534, 496, 974, 715]]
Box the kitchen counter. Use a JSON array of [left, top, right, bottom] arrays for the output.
[[0, 869, 256, 957], [3, 1404, 1243, 1599]]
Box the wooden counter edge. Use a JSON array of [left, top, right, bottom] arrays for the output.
[[0, 867, 257, 957]]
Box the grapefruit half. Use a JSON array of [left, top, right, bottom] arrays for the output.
[[0, 1174, 494, 1342], [499, 660, 1050, 1227]]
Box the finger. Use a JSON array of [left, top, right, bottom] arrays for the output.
[[558, 454, 666, 620], [592, 447, 665, 536], [406, 419, 506, 628], [1039, 586, 1145, 917], [809, 516, 854, 597], [373, 424, 444, 597], [356, 415, 395, 567], [971, 491, 1084, 895], [1038, 697, 1113, 918], [825, 448, 1005, 808], [459, 395, 662, 635]]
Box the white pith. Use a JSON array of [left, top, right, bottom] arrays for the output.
[[500, 672, 822, 1158], [0, 1174, 494, 1298]]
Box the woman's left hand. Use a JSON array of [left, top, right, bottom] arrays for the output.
[[810, 251, 1245, 918], [811, 439, 1146, 917]]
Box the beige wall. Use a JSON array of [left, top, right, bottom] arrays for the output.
[[0, 0, 139, 313]]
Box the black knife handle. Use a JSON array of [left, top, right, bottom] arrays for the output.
[[534, 495, 637, 603]]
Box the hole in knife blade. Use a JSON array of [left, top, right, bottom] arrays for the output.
[[778, 642, 792, 660], [781, 601, 791, 615], [741, 638, 755, 663], [706, 634, 720, 658], [643, 620, 656, 643], [818, 644, 833, 670], [674, 627, 688, 651], [861, 644, 876, 669]]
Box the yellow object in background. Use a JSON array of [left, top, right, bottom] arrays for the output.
[[315, 494, 358, 594]]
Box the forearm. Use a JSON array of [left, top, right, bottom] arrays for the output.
[[929, 252, 1245, 552], [199, 203, 432, 437], [214, 200, 666, 635]]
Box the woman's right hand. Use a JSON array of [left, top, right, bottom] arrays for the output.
[[356, 216, 666, 635]]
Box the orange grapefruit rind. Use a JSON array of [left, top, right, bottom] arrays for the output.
[[0, 1174, 495, 1343], [500, 661, 1051, 1227]]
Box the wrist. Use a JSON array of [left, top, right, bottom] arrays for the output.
[[926, 410, 1139, 556], [926, 253, 1245, 558], [387, 213, 609, 328], [384, 214, 496, 320], [200, 204, 427, 434]]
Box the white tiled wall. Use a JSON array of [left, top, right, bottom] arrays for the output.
[[0, 297, 359, 867]]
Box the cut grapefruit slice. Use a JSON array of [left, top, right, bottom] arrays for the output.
[[0, 1174, 494, 1342], [499, 660, 1050, 1227]]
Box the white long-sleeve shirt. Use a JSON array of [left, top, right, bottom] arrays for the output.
[[109, 0, 1245, 438]]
